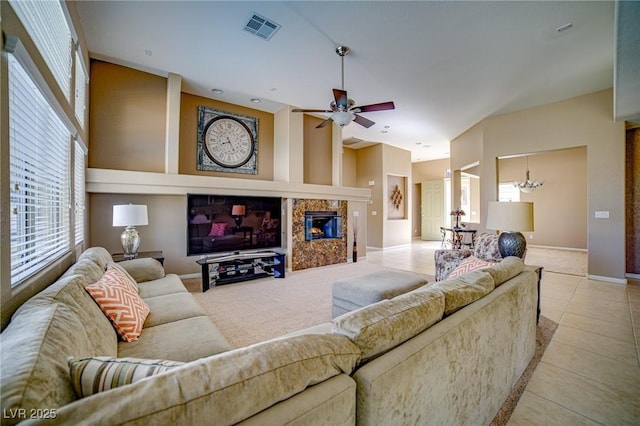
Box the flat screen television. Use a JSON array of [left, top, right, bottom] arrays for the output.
[[187, 194, 282, 256]]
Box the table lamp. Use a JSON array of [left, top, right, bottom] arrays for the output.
[[486, 201, 534, 258], [113, 204, 148, 259], [231, 205, 246, 229]]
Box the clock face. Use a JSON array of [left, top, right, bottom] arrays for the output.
[[203, 116, 255, 168]]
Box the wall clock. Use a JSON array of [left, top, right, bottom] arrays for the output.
[[197, 106, 258, 174], [203, 116, 255, 168]]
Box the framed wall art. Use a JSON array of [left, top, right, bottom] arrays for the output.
[[197, 106, 258, 174]]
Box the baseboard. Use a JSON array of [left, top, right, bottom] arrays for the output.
[[179, 272, 201, 280], [586, 274, 627, 285], [528, 244, 587, 252], [625, 273, 640, 280]]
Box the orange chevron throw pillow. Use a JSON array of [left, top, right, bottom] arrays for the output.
[[448, 256, 494, 279], [86, 265, 150, 342]]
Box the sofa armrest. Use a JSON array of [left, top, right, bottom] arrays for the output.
[[434, 249, 472, 281], [116, 258, 165, 283]]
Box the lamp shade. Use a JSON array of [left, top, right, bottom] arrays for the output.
[[113, 204, 148, 227], [486, 201, 534, 232], [231, 205, 246, 216]]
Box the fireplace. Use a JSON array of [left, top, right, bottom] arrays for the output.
[[304, 211, 344, 241]]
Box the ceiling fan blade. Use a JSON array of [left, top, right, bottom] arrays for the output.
[[316, 118, 333, 128], [352, 101, 395, 113], [353, 114, 375, 128], [333, 89, 349, 109], [292, 108, 333, 113]]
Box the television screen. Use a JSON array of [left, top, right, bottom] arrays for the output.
[[187, 194, 282, 256]]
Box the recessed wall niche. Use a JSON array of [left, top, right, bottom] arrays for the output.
[[387, 175, 407, 220]]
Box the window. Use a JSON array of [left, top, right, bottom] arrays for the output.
[[8, 53, 71, 286], [74, 49, 87, 128], [9, 0, 73, 101], [74, 140, 86, 245], [499, 183, 521, 202]]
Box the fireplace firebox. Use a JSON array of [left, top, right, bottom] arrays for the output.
[[304, 211, 344, 241]]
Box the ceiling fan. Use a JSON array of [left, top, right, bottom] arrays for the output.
[[292, 46, 395, 129]]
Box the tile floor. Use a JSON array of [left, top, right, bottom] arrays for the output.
[[366, 240, 640, 426]]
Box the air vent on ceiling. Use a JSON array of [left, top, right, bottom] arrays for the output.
[[343, 137, 364, 146], [243, 12, 281, 41]]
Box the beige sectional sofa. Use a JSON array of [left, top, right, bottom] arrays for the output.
[[0, 247, 537, 425]]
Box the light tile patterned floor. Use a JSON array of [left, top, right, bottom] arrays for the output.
[[366, 240, 640, 425]]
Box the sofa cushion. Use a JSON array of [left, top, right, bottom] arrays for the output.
[[448, 255, 494, 278], [209, 222, 228, 237], [116, 257, 166, 283], [484, 256, 525, 286], [332, 288, 444, 361], [117, 316, 232, 361], [0, 303, 96, 420], [85, 265, 150, 342], [69, 356, 184, 398], [12, 274, 117, 355], [430, 270, 495, 315], [143, 292, 206, 328], [78, 246, 113, 270], [137, 274, 188, 299], [61, 258, 104, 286]]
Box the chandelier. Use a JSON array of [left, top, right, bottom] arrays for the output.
[[514, 156, 543, 193]]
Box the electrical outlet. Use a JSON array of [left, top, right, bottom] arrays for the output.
[[595, 211, 609, 219]]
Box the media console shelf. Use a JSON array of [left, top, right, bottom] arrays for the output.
[[196, 250, 286, 292]]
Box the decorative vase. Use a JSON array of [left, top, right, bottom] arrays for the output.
[[352, 241, 358, 263]]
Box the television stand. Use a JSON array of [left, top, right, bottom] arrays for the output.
[[196, 250, 286, 292]]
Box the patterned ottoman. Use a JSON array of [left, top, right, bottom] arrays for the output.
[[332, 270, 430, 318]]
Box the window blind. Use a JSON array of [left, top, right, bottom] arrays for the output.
[[74, 49, 87, 128], [498, 183, 521, 202], [9, 0, 73, 101], [9, 54, 71, 286], [74, 140, 86, 245]]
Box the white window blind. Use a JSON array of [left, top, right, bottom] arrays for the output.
[[9, 53, 71, 286], [9, 0, 73, 101], [74, 49, 87, 128], [74, 140, 86, 245]]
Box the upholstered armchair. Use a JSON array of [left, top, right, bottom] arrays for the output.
[[434, 232, 502, 281]]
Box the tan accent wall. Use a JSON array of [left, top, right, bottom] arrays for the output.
[[303, 115, 332, 185], [357, 145, 383, 247], [89, 60, 167, 172], [179, 93, 274, 180], [342, 147, 357, 187], [499, 147, 587, 249], [383, 144, 413, 247]]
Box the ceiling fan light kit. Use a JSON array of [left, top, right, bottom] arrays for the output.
[[292, 45, 395, 128]]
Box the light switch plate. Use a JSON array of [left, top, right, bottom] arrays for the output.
[[595, 211, 609, 219]]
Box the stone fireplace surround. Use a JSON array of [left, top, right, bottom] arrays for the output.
[[292, 199, 348, 271]]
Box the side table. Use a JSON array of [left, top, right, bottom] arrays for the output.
[[112, 250, 165, 266]]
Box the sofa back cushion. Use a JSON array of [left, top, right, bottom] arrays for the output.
[[13, 274, 117, 355], [484, 256, 525, 286], [61, 258, 104, 286], [333, 288, 445, 361], [430, 270, 496, 315], [78, 246, 113, 270], [1, 303, 97, 423]]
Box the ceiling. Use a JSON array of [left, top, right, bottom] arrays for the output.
[[75, 1, 618, 162]]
